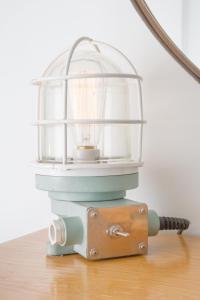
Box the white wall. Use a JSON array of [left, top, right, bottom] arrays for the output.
[[0, 0, 200, 243], [182, 0, 200, 67], [146, 0, 183, 49], [147, 0, 200, 69]]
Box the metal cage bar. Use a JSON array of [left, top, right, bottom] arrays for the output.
[[34, 119, 146, 126], [32, 73, 142, 85]]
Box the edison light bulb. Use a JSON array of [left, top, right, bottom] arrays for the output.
[[68, 75, 105, 161]]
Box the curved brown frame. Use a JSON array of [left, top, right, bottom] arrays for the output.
[[130, 0, 200, 83]]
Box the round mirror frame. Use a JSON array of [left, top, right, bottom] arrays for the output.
[[130, 0, 200, 83]]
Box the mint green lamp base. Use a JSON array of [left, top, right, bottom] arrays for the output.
[[36, 173, 161, 259], [47, 241, 75, 256], [35, 173, 138, 201]]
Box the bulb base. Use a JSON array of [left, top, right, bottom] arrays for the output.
[[75, 147, 100, 161]]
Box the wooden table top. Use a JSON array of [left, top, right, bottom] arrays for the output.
[[0, 230, 200, 300]]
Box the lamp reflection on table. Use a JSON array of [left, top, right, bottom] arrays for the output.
[[45, 234, 191, 300]]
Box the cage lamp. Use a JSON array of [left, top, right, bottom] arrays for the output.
[[33, 37, 190, 260]]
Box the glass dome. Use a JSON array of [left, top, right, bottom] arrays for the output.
[[33, 37, 144, 167]]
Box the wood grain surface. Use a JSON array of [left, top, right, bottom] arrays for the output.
[[0, 230, 200, 300]]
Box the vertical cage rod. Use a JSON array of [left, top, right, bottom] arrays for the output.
[[138, 80, 143, 162], [37, 89, 42, 161]]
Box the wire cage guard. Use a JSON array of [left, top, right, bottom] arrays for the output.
[[33, 37, 145, 167]]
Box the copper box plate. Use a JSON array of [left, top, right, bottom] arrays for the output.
[[87, 203, 148, 260]]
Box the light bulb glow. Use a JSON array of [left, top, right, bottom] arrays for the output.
[[68, 77, 105, 152]]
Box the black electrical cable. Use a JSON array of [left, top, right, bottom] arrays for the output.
[[159, 216, 190, 234]]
